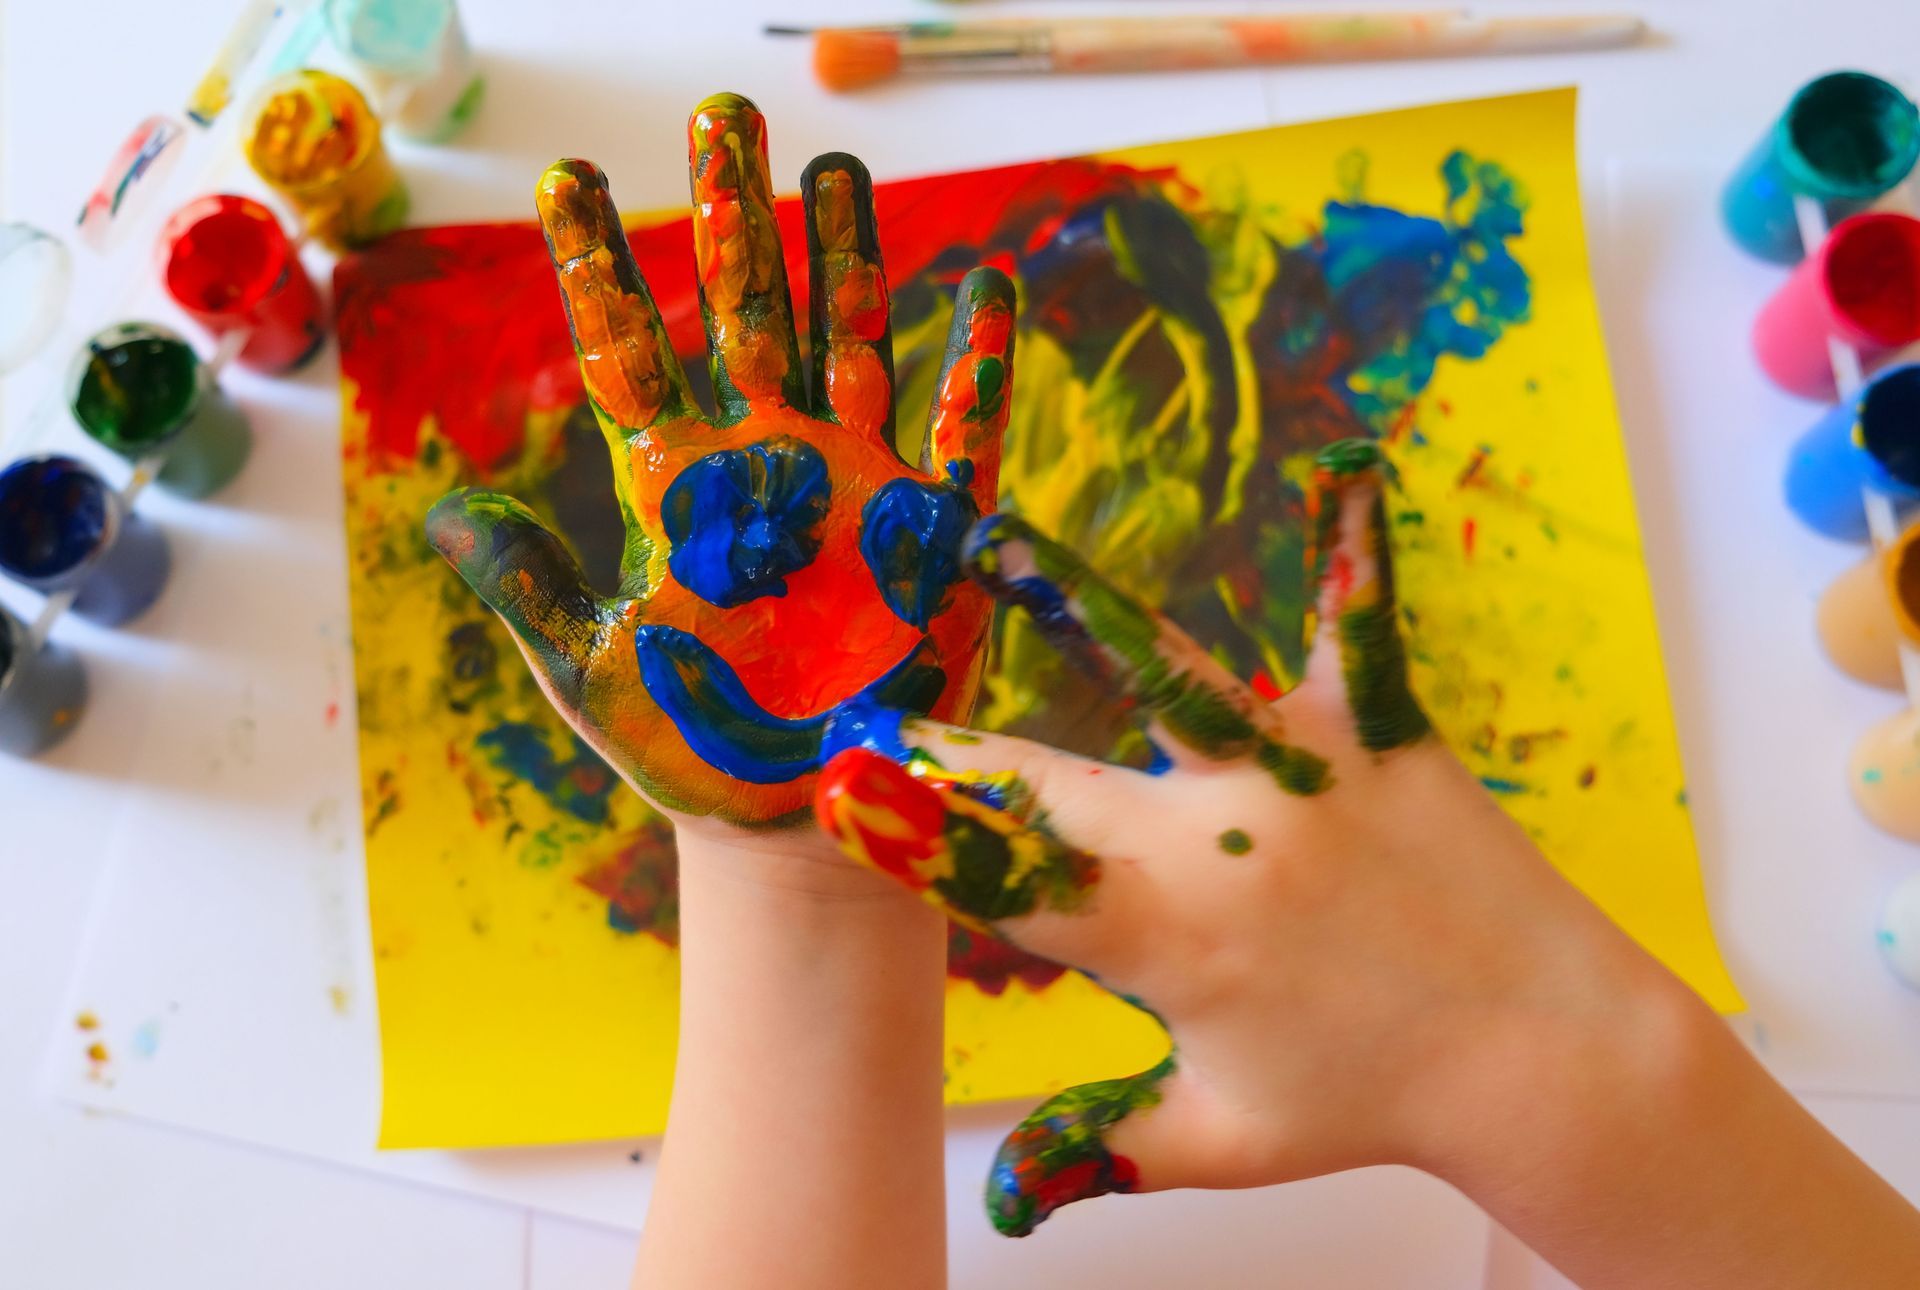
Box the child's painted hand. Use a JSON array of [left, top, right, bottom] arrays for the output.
[[427, 92, 1012, 831], [817, 440, 1671, 1236]]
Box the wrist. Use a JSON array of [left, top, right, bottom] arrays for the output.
[[676, 823, 935, 911], [1411, 952, 1722, 1206]]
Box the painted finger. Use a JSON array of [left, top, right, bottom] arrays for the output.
[[1305, 439, 1430, 752], [925, 267, 1015, 509], [821, 702, 1152, 850], [426, 489, 604, 708], [964, 514, 1331, 794], [816, 748, 1150, 974], [535, 159, 692, 435], [801, 152, 896, 448], [988, 1058, 1180, 1237], [688, 93, 805, 418]]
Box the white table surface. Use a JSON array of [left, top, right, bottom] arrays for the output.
[[6, 1, 1920, 1286]]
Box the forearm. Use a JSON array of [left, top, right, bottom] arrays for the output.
[[1440, 966, 1920, 1289], [634, 834, 949, 1290]]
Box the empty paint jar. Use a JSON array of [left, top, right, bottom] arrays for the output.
[[1752, 213, 1920, 401], [70, 323, 252, 499], [1722, 71, 1920, 265], [244, 69, 409, 252], [159, 195, 326, 374], [0, 605, 87, 757], [0, 223, 71, 375], [0, 455, 171, 627], [1784, 364, 1920, 542], [324, 0, 484, 142]]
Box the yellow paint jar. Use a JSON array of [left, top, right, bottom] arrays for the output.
[[244, 70, 408, 252]]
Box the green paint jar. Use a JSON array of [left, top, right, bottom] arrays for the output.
[[69, 322, 253, 499]]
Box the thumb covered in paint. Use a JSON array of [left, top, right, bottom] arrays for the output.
[[989, 1058, 1206, 1237], [426, 488, 604, 707]]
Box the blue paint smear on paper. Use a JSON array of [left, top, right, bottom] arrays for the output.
[[476, 721, 619, 824]]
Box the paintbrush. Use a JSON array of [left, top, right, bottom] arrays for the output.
[[774, 11, 1648, 93]]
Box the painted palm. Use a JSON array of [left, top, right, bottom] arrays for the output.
[[426, 94, 1013, 826]]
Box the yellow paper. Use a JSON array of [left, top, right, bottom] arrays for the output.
[[339, 88, 1739, 1149]]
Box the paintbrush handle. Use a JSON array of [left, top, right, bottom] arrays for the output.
[[897, 13, 1646, 74]]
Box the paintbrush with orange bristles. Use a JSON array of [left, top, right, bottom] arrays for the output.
[[772, 11, 1648, 93]]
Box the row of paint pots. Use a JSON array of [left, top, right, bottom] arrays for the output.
[[1724, 71, 1920, 989], [0, 326, 258, 757]]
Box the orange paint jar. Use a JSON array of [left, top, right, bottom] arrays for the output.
[[244, 70, 408, 252]]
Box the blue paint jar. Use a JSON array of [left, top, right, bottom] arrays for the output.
[[1723, 72, 1920, 265], [1785, 364, 1920, 541], [0, 604, 87, 757], [0, 455, 172, 626]]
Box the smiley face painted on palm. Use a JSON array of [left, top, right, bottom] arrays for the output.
[[426, 93, 1014, 826]]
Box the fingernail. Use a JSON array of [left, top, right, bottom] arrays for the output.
[[1312, 437, 1387, 479], [814, 748, 945, 893]]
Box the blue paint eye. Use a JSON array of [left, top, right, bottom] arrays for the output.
[[859, 469, 979, 629], [662, 436, 830, 608]]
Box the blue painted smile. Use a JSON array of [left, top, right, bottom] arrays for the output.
[[634, 624, 947, 784]]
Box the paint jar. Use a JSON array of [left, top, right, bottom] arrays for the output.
[[1722, 71, 1920, 265], [324, 0, 484, 142], [1816, 553, 1904, 690], [69, 323, 253, 500], [1753, 214, 1920, 401], [1852, 707, 1920, 843], [77, 115, 188, 254], [1785, 364, 1920, 541], [0, 455, 171, 628], [0, 223, 71, 375], [244, 69, 409, 252], [159, 195, 326, 374], [0, 604, 87, 757], [1881, 873, 1920, 991]]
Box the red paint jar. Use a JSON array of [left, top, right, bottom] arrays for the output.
[[158, 195, 325, 374], [1752, 212, 1920, 401]]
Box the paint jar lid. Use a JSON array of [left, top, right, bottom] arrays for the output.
[[1860, 364, 1920, 489], [68, 322, 206, 458], [244, 69, 383, 193], [0, 224, 71, 375], [1779, 71, 1920, 202], [1823, 213, 1920, 348], [158, 195, 294, 319], [325, 0, 457, 75], [0, 455, 120, 585]]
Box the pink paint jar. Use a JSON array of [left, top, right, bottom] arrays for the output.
[[158, 195, 326, 374], [1752, 212, 1920, 401]]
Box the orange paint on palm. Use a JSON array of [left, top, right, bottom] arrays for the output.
[[621, 408, 987, 724]]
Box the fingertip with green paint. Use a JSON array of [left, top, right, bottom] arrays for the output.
[[987, 1058, 1174, 1237]]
